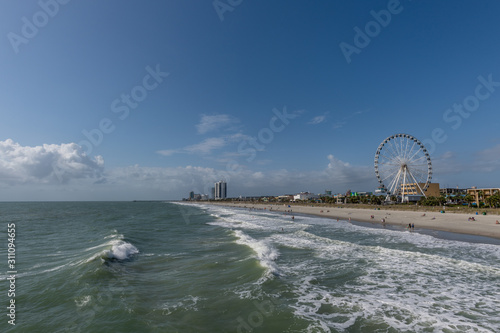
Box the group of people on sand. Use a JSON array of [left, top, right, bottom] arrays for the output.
[[467, 217, 500, 224]]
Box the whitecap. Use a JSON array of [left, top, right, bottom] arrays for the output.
[[106, 240, 139, 260], [161, 295, 202, 316], [75, 295, 92, 308], [232, 230, 280, 277]]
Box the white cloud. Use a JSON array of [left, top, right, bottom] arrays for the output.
[[331, 109, 370, 130], [85, 153, 376, 200], [0, 139, 104, 185], [308, 114, 326, 125], [184, 137, 228, 154], [156, 149, 178, 156], [474, 144, 500, 172], [196, 114, 239, 134], [105, 164, 222, 196], [333, 121, 346, 129], [432, 151, 463, 175], [252, 171, 264, 179], [157, 133, 251, 157], [325, 154, 374, 186], [327, 154, 351, 169], [0, 139, 378, 200], [433, 145, 500, 176], [158, 108, 301, 158]]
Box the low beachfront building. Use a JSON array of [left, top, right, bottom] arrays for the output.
[[374, 185, 388, 197], [276, 195, 294, 202], [440, 187, 467, 195], [293, 192, 319, 201], [466, 187, 500, 206]]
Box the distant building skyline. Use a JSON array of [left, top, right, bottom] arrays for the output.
[[215, 181, 227, 200]]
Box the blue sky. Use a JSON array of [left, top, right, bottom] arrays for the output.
[[1, 0, 500, 200]]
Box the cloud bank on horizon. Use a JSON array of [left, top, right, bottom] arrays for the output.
[[0, 139, 103, 185], [1, 132, 498, 201], [0, 137, 375, 200]]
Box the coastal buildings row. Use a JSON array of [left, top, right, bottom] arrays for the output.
[[244, 185, 498, 207], [183, 181, 498, 207], [377, 184, 499, 206], [184, 180, 227, 201]]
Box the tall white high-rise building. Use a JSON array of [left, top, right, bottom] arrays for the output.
[[214, 180, 227, 200]]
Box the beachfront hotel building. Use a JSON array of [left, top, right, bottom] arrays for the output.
[[466, 188, 500, 206], [440, 187, 467, 196], [401, 183, 440, 198], [214, 181, 227, 200]]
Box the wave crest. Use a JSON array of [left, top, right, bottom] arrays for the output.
[[233, 230, 280, 277], [106, 240, 139, 260]]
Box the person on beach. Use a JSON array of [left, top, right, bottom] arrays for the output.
[[496, 220, 499, 224], [411, 223, 414, 230], [408, 223, 412, 230]]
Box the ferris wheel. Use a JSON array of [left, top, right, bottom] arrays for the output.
[[374, 134, 432, 202]]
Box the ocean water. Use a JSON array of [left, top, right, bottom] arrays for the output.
[[1, 202, 500, 333]]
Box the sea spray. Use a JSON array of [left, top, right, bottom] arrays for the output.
[[106, 240, 139, 260], [233, 230, 280, 277], [84, 234, 139, 263]]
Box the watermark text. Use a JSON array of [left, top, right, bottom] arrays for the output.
[[6, 223, 16, 326]]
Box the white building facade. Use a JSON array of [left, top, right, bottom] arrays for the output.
[[215, 180, 227, 200], [293, 192, 319, 201]]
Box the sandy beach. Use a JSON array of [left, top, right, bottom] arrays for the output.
[[206, 202, 500, 240]]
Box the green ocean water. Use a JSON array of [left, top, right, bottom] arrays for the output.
[[1, 202, 500, 332]]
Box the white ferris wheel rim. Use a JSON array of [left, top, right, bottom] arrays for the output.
[[374, 133, 432, 198]]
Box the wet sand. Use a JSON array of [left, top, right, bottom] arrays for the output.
[[207, 202, 500, 240]]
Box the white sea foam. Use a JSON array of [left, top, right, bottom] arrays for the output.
[[75, 295, 92, 308], [160, 295, 202, 316], [205, 205, 309, 233], [83, 232, 139, 263], [106, 240, 139, 260], [277, 230, 500, 332], [197, 204, 500, 331], [232, 230, 280, 277]]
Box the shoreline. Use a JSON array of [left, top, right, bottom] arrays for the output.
[[200, 202, 500, 241]]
